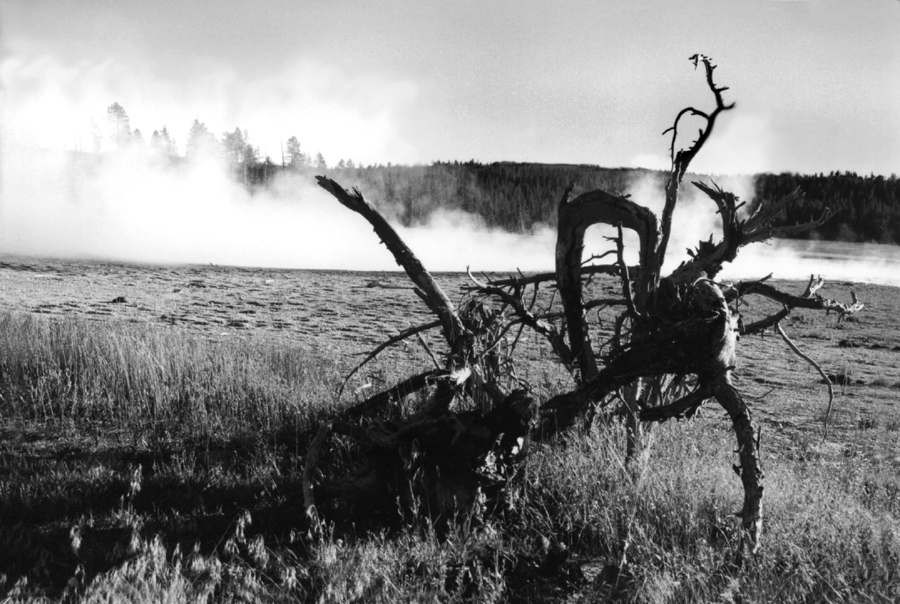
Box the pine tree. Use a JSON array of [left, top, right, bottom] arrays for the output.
[[106, 102, 131, 150], [186, 119, 218, 159]]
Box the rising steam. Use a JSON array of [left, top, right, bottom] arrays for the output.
[[0, 144, 558, 272], [2, 36, 897, 284], [2, 144, 897, 287]]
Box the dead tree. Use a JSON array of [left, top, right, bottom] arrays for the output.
[[309, 55, 863, 554]]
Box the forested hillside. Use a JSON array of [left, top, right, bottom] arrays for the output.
[[334, 162, 900, 245], [754, 171, 900, 244], [338, 161, 648, 231], [85, 102, 900, 245]]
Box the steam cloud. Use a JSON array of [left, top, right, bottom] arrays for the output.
[[3, 145, 898, 288], [2, 39, 898, 285], [0, 145, 557, 272]]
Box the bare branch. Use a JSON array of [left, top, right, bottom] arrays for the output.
[[485, 264, 623, 288], [802, 274, 825, 298], [776, 323, 834, 441], [668, 183, 831, 283], [340, 370, 443, 420], [338, 321, 442, 398], [557, 189, 660, 382], [741, 307, 791, 336], [614, 223, 641, 320], [583, 250, 618, 265], [416, 331, 442, 371], [730, 279, 864, 319], [709, 373, 762, 554], [316, 176, 469, 357], [656, 55, 735, 279], [640, 385, 712, 422], [466, 268, 574, 366]]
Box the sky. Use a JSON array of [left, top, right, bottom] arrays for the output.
[[1, 0, 899, 282], [2, 0, 899, 175]]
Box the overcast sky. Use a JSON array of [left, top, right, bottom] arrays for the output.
[[3, 0, 899, 175]]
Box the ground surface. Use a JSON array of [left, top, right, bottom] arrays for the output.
[[2, 254, 897, 461], [1, 254, 898, 601]]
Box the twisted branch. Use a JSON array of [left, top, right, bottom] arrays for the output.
[[655, 55, 735, 279]]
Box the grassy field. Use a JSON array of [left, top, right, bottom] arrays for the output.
[[1, 257, 899, 602]]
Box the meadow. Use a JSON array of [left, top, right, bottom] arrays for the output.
[[0, 255, 898, 602]]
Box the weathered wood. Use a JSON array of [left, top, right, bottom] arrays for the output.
[[465, 269, 574, 370], [316, 177, 471, 371], [317, 176, 478, 414], [730, 279, 864, 320], [485, 264, 623, 288], [655, 55, 735, 282], [710, 373, 763, 554], [556, 188, 660, 382], [668, 183, 830, 283], [776, 323, 835, 440]]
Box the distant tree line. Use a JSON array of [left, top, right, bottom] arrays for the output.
[[754, 172, 900, 245], [337, 161, 643, 230], [341, 163, 900, 246], [95, 102, 900, 245]]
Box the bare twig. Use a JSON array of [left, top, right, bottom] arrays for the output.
[[339, 321, 441, 397], [640, 385, 711, 422], [802, 274, 825, 298], [532, 298, 627, 322], [743, 387, 776, 401], [775, 322, 834, 441], [731, 279, 864, 320], [583, 250, 618, 265], [416, 331, 442, 371], [615, 223, 641, 319], [741, 307, 791, 336], [466, 267, 573, 366], [340, 370, 442, 420], [484, 264, 623, 289]]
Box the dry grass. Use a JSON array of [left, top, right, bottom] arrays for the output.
[[1, 262, 900, 602], [0, 311, 339, 435]]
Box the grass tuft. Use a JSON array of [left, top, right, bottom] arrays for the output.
[[0, 311, 339, 438]]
